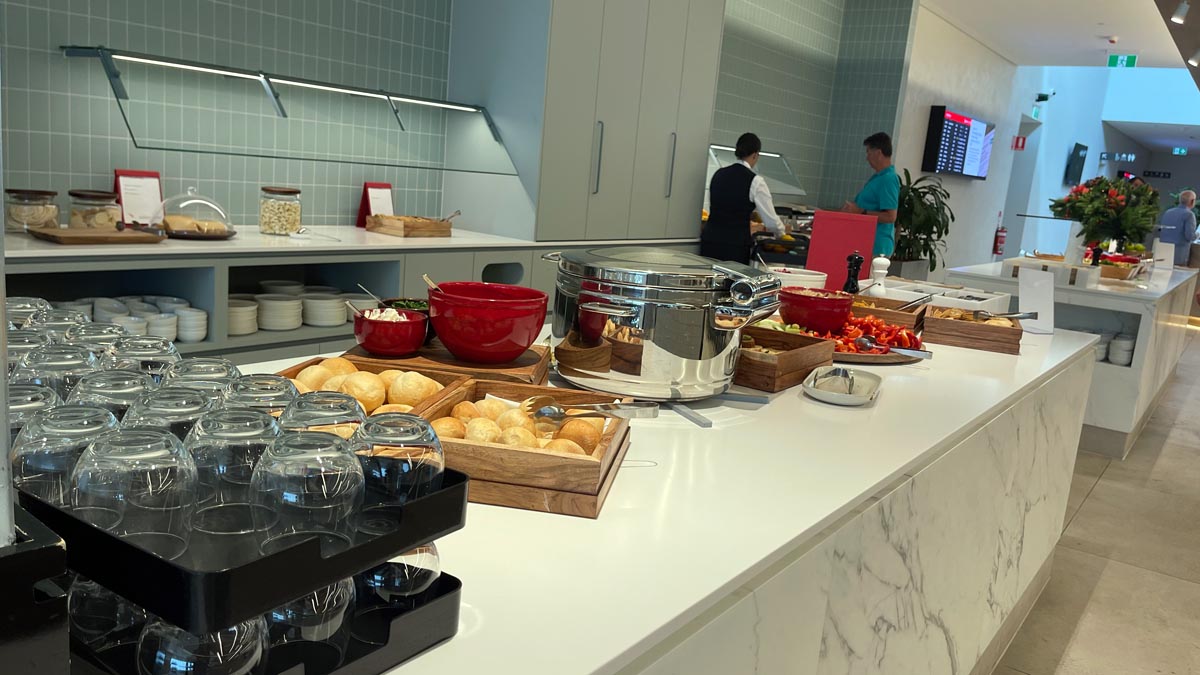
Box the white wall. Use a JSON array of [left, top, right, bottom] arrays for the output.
[[1104, 68, 1200, 127], [896, 6, 1031, 276], [1142, 152, 1200, 210]]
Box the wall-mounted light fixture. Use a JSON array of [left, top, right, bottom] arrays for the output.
[[1189, 48, 1200, 66], [1173, 0, 1190, 24]]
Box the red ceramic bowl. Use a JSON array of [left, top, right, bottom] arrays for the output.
[[428, 282, 548, 364], [778, 286, 852, 335], [354, 310, 428, 357]]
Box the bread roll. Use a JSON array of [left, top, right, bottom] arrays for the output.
[[296, 365, 333, 391], [290, 378, 313, 394], [377, 370, 404, 389], [196, 220, 227, 234], [544, 438, 586, 455], [495, 409, 536, 434], [565, 410, 606, 434], [537, 438, 552, 448], [163, 214, 198, 232], [535, 422, 558, 439], [431, 416, 467, 439], [339, 371, 386, 412], [499, 427, 538, 448], [464, 418, 502, 443], [474, 399, 507, 420], [451, 401, 482, 423], [321, 357, 358, 376], [322, 374, 350, 392], [556, 418, 601, 454], [388, 371, 441, 406], [372, 403, 414, 415]]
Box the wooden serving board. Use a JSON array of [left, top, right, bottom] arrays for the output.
[[735, 326, 835, 392], [27, 227, 165, 245], [343, 342, 550, 385], [922, 316, 1023, 355], [414, 379, 634, 518], [366, 214, 452, 238], [833, 351, 922, 365]]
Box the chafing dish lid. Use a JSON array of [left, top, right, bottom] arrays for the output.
[[556, 247, 757, 290]]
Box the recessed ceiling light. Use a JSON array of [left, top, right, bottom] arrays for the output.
[[1189, 48, 1200, 66], [1174, 0, 1190, 24]]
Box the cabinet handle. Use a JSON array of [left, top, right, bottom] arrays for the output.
[[665, 131, 678, 198], [591, 120, 605, 195]]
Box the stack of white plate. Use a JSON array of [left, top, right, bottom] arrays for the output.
[[229, 293, 257, 302], [255, 294, 303, 331], [155, 296, 191, 314], [340, 293, 376, 322], [112, 315, 148, 336], [116, 295, 145, 306], [146, 313, 179, 341], [301, 293, 348, 327], [303, 285, 342, 295], [174, 307, 208, 342], [1108, 334, 1135, 366], [93, 299, 130, 323], [260, 280, 305, 296], [228, 299, 259, 336]]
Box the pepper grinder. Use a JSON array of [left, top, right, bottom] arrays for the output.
[[843, 251, 865, 294], [864, 255, 890, 297]]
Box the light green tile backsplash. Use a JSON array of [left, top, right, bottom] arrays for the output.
[[1, 0, 452, 225]]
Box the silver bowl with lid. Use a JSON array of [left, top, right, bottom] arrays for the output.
[[545, 246, 780, 400]]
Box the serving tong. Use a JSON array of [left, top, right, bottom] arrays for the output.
[[853, 336, 933, 359], [972, 310, 1038, 321], [518, 395, 659, 422]]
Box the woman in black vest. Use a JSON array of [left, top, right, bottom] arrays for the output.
[[701, 133, 785, 264]]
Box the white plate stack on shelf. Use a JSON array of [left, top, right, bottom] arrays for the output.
[[228, 298, 259, 336], [303, 285, 342, 295], [301, 293, 348, 327], [174, 307, 208, 342], [93, 299, 130, 323], [340, 293, 376, 322], [112, 315, 148, 336], [1107, 334, 1134, 366], [260, 280, 305, 296], [153, 296, 191, 314], [145, 313, 179, 342], [255, 294, 303, 331]]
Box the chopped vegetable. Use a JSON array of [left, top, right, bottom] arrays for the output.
[[385, 299, 429, 310]]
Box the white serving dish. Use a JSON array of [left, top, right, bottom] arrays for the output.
[[886, 284, 1011, 314], [754, 263, 828, 290], [801, 366, 882, 407]]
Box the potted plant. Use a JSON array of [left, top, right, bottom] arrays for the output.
[[891, 169, 955, 278], [1049, 176, 1159, 258]]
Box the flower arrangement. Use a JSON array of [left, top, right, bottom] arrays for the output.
[[1049, 176, 1160, 245]]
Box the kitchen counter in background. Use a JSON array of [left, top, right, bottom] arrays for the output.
[[245, 329, 1097, 675], [947, 262, 1197, 458]]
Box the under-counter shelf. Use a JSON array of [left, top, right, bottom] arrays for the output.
[[223, 324, 355, 350]]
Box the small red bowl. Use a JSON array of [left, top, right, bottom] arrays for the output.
[[354, 310, 428, 357], [428, 282, 548, 364], [778, 286, 852, 334]]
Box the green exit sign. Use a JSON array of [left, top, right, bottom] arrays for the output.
[[1107, 54, 1138, 68], [1174, 147, 1189, 156]]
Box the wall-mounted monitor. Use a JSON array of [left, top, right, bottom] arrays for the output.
[[920, 106, 995, 180], [1064, 143, 1088, 186]]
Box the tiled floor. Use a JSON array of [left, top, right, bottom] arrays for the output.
[[997, 333, 1200, 675]]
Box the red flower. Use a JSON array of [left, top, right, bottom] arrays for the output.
[[1108, 188, 1118, 198]]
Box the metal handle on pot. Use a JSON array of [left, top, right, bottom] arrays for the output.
[[579, 302, 638, 318], [541, 252, 562, 263], [712, 263, 781, 306]]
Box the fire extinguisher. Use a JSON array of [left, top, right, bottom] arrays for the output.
[[993, 226, 1007, 256]]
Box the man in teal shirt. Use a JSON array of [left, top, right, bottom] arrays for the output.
[[842, 132, 900, 256]]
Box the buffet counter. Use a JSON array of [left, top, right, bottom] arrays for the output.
[[947, 262, 1197, 457], [244, 329, 1097, 675]]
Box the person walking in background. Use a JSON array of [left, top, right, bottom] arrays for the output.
[[701, 132, 785, 264], [842, 132, 900, 256], [1158, 189, 1197, 267]]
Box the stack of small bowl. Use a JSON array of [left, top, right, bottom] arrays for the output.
[[255, 294, 303, 331], [300, 293, 347, 327], [228, 298, 259, 336], [340, 293, 376, 322], [1107, 334, 1134, 366], [174, 307, 208, 342], [93, 299, 130, 323], [126, 301, 161, 319], [145, 313, 178, 341], [259, 280, 304, 296], [302, 285, 341, 295], [112, 315, 148, 336]]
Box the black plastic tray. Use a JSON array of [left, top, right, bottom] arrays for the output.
[[69, 572, 462, 675], [22, 469, 468, 634], [0, 507, 71, 675]]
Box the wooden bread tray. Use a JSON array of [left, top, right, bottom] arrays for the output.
[[27, 227, 165, 245], [735, 326, 834, 392], [366, 214, 452, 238], [343, 343, 550, 385], [921, 315, 1023, 355], [275, 357, 470, 413], [414, 379, 634, 519], [850, 296, 926, 331]]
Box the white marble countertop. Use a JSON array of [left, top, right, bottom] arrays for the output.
[[2, 227, 698, 261], [948, 261, 1198, 304], [241, 329, 1097, 675]]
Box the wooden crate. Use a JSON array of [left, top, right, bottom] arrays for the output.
[[275, 357, 469, 411], [342, 343, 550, 385], [366, 214, 452, 237], [850, 296, 926, 332], [921, 316, 1023, 355], [734, 326, 834, 392], [414, 380, 634, 518]]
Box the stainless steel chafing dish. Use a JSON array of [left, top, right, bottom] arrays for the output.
[[544, 247, 781, 401]]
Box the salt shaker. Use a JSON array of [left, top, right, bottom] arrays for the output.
[[864, 255, 891, 297]]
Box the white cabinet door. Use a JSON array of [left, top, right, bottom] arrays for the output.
[[626, 0, 689, 240], [535, 1, 605, 242], [585, 0, 651, 240], [665, 0, 726, 239]]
